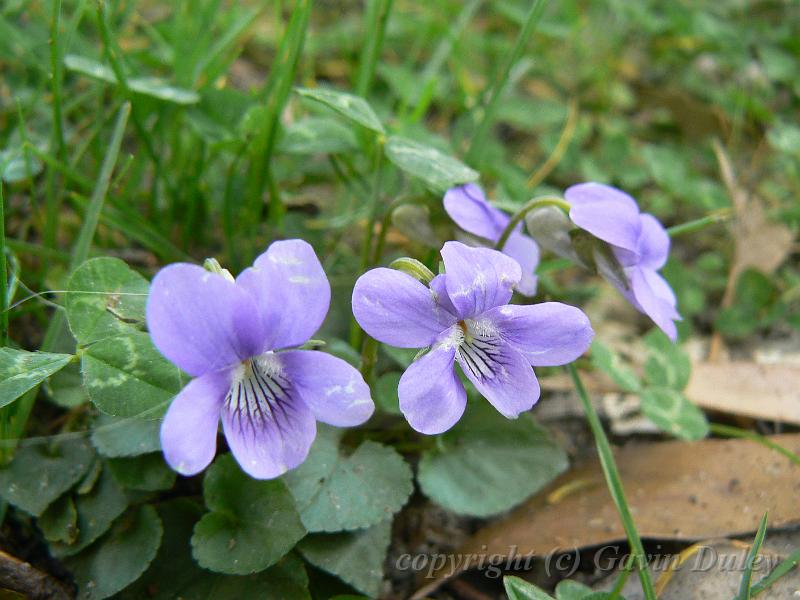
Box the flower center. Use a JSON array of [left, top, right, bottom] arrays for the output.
[[225, 353, 293, 430], [455, 319, 504, 381]]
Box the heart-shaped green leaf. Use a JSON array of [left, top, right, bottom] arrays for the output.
[[0, 438, 93, 516], [298, 519, 392, 597], [65, 257, 149, 345], [191, 454, 306, 575], [418, 402, 568, 517], [67, 504, 163, 600], [122, 499, 311, 600], [285, 426, 413, 532]]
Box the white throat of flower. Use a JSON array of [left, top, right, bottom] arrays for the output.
[[226, 352, 292, 431], [440, 318, 505, 381]]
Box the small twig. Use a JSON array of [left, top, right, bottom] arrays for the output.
[[0, 550, 72, 600]]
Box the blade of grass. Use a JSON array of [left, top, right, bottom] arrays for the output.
[[246, 0, 310, 236], [709, 423, 800, 467], [67, 103, 131, 270], [737, 512, 769, 600], [0, 103, 131, 461], [750, 545, 800, 597], [96, 1, 173, 202], [401, 0, 481, 121], [355, 0, 393, 97], [44, 0, 66, 249], [568, 363, 657, 600], [465, 0, 547, 165]]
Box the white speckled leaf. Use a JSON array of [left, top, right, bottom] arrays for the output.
[[81, 330, 183, 419], [0, 348, 73, 409]]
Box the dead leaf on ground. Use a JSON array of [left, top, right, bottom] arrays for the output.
[[413, 434, 800, 597], [713, 140, 794, 281], [686, 361, 800, 425], [592, 538, 800, 600], [709, 140, 794, 360]]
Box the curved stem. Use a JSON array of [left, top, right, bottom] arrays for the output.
[[372, 196, 428, 265], [494, 196, 569, 250], [709, 423, 800, 467], [526, 98, 578, 190], [568, 363, 657, 600], [667, 209, 732, 237]]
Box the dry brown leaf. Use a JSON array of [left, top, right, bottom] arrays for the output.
[[593, 539, 800, 600], [713, 140, 794, 280], [686, 361, 800, 425], [414, 434, 800, 597]]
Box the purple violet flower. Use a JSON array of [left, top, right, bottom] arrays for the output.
[[147, 240, 374, 479], [352, 241, 593, 434], [566, 182, 681, 341], [444, 184, 540, 296]]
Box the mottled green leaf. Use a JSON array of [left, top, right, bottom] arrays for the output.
[[285, 426, 413, 532], [91, 413, 161, 457], [640, 387, 709, 441], [65, 257, 149, 345], [295, 87, 384, 134], [590, 342, 641, 393], [0, 348, 73, 409], [643, 330, 691, 390], [298, 519, 391, 597], [81, 330, 182, 418], [109, 454, 175, 491], [122, 500, 311, 600], [279, 117, 359, 154], [0, 438, 93, 516], [418, 403, 567, 517], [191, 454, 306, 575], [67, 504, 163, 600], [52, 467, 129, 557], [384, 136, 478, 192], [64, 54, 199, 105]]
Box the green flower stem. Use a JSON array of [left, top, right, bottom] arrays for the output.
[[568, 363, 657, 600], [466, 0, 548, 165], [709, 423, 800, 467], [350, 142, 386, 349], [667, 209, 731, 237], [372, 196, 427, 265], [494, 196, 569, 250]]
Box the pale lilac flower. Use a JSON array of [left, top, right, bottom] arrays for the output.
[[352, 241, 593, 434], [566, 182, 681, 341], [444, 184, 540, 296], [147, 240, 374, 479]]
